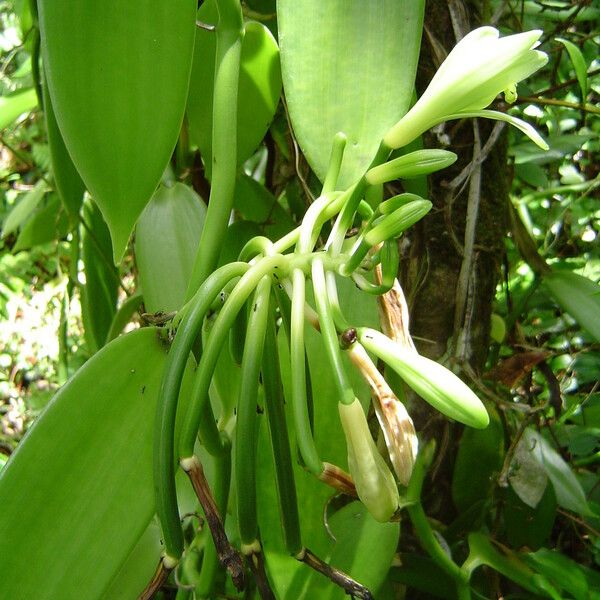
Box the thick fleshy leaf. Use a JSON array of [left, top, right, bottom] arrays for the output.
[[38, 1, 197, 262], [503, 486, 556, 551], [452, 408, 504, 512], [135, 182, 206, 314], [523, 428, 594, 517], [234, 175, 295, 240], [2, 179, 47, 238], [188, 0, 282, 169], [80, 200, 118, 354], [42, 77, 85, 223], [305, 502, 400, 599], [13, 194, 69, 252], [556, 38, 589, 100], [277, 0, 425, 187], [526, 549, 590, 600], [543, 268, 600, 342], [0, 87, 37, 130], [0, 328, 167, 600]]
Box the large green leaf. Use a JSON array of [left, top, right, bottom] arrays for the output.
[[0, 328, 167, 600], [38, 0, 197, 262], [277, 0, 425, 187], [135, 182, 206, 314], [187, 0, 282, 170]]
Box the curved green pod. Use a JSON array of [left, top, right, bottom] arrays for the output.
[[38, 0, 197, 262]]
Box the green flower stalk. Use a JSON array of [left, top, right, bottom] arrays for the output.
[[383, 26, 548, 150], [338, 398, 400, 522]]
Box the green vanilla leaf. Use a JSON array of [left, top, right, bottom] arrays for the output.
[[38, 1, 197, 262], [135, 182, 207, 314], [305, 502, 400, 599], [543, 268, 600, 342], [2, 179, 47, 238], [13, 194, 69, 252], [188, 0, 282, 171], [452, 407, 505, 512], [42, 76, 86, 224], [0, 87, 37, 130], [0, 328, 170, 600], [278, 0, 425, 187], [556, 38, 589, 101], [522, 428, 594, 517], [80, 200, 118, 355], [526, 549, 589, 600]]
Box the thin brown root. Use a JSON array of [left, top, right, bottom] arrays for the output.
[[296, 547, 373, 600], [182, 455, 246, 591], [246, 546, 276, 600], [137, 556, 175, 600]]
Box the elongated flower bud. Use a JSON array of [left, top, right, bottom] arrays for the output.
[[358, 328, 489, 429], [365, 150, 457, 185], [364, 200, 432, 247], [379, 193, 424, 215], [338, 399, 400, 522]]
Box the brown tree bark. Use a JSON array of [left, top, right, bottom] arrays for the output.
[[399, 0, 510, 515]]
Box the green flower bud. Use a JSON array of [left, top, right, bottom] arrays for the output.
[[338, 399, 400, 522], [358, 328, 489, 429], [365, 150, 457, 185], [379, 193, 424, 215], [364, 200, 432, 246]]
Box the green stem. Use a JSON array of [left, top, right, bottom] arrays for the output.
[[186, 0, 244, 299], [180, 254, 286, 458], [311, 258, 354, 405], [290, 268, 323, 475], [325, 270, 349, 331], [322, 132, 347, 194], [262, 307, 302, 554], [406, 443, 468, 588], [326, 142, 391, 255], [235, 277, 271, 545], [154, 262, 248, 560]]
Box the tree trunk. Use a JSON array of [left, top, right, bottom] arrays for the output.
[[400, 0, 510, 516]]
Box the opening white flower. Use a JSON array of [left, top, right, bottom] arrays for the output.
[[384, 27, 549, 150]]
